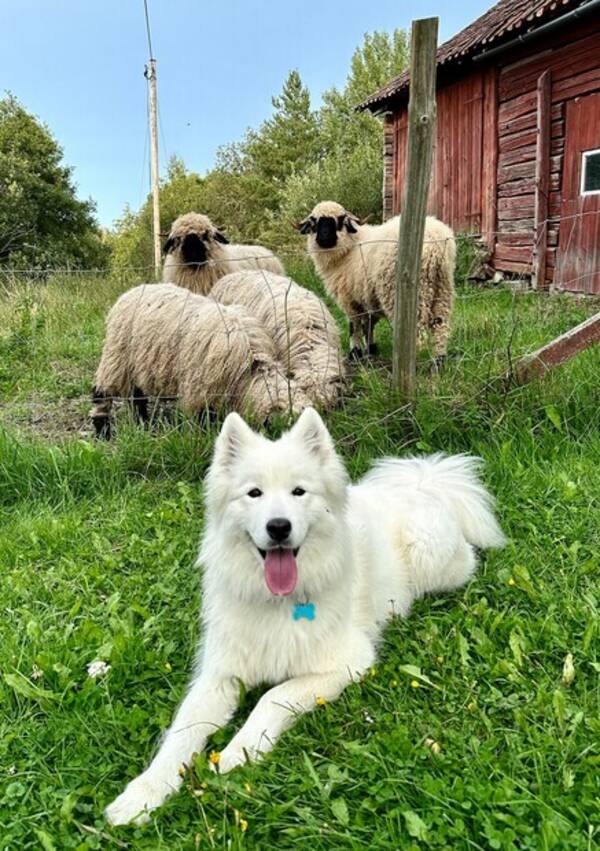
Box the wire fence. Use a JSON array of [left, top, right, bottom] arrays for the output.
[[0, 213, 598, 439]]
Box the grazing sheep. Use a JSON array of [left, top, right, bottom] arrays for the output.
[[211, 271, 345, 409], [90, 284, 310, 438], [297, 201, 456, 361], [162, 213, 285, 295]]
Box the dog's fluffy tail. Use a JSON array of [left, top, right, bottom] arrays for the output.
[[363, 453, 506, 550]]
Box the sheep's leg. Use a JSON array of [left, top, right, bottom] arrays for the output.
[[198, 407, 217, 428], [348, 305, 366, 360], [91, 387, 112, 440], [132, 386, 149, 425], [429, 284, 453, 367], [430, 317, 449, 370], [365, 313, 380, 357]]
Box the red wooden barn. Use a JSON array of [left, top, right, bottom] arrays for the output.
[[359, 0, 600, 294]]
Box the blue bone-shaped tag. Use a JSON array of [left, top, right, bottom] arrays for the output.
[[293, 602, 316, 621]]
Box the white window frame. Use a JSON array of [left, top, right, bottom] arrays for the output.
[[580, 148, 600, 196]]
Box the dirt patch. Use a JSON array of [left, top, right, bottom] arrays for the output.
[[0, 395, 93, 442]]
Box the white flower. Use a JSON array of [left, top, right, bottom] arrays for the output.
[[561, 653, 575, 686], [31, 664, 43, 680], [87, 660, 111, 679]]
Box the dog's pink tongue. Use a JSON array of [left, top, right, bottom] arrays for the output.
[[264, 548, 298, 596]]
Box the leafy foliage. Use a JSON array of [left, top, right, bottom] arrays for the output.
[[110, 29, 408, 269], [0, 94, 108, 270]]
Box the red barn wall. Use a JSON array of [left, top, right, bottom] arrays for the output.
[[387, 18, 600, 291], [495, 24, 600, 284]]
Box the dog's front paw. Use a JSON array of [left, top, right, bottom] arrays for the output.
[[217, 744, 255, 774], [105, 772, 173, 826]]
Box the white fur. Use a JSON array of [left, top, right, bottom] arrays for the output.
[[105, 410, 505, 825]]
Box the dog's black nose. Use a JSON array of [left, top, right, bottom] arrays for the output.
[[266, 517, 292, 543]]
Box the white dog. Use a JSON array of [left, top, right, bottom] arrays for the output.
[[106, 408, 505, 825]]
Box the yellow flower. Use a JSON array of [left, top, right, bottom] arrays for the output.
[[508, 577, 515, 586], [467, 701, 476, 711], [164, 661, 172, 672], [436, 655, 444, 663], [240, 818, 248, 832], [410, 680, 420, 689], [208, 751, 220, 765], [370, 667, 377, 677], [391, 679, 398, 687], [244, 782, 252, 794], [315, 696, 327, 707]]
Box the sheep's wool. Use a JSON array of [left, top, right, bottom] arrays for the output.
[[305, 201, 456, 358], [212, 271, 345, 409]]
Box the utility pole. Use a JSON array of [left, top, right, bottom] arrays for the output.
[[145, 58, 161, 279]]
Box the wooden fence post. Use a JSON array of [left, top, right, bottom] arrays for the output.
[[532, 70, 551, 290], [393, 17, 438, 400]]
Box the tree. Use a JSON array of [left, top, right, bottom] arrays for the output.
[[319, 29, 409, 156], [0, 94, 108, 269], [110, 30, 409, 268]]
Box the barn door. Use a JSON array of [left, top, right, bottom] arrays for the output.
[[555, 92, 600, 294]]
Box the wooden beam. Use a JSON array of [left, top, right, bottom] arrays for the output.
[[512, 312, 600, 383], [481, 67, 498, 253], [393, 17, 438, 400], [532, 70, 551, 289]]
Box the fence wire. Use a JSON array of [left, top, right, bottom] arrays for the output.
[[0, 213, 598, 439]]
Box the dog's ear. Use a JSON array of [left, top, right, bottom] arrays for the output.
[[290, 407, 335, 460], [162, 236, 175, 254], [212, 412, 255, 469], [213, 229, 229, 244]]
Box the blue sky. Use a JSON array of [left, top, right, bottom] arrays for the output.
[[2, 1, 490, 228]]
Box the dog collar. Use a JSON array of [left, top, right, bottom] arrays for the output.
[[293, 602, 315, 621]]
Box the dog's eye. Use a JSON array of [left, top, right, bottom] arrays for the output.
[[292, 487, 305, 496], [247, 488, 262, 498]]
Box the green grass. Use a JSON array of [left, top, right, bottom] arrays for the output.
[[0, 266, 599, 849]]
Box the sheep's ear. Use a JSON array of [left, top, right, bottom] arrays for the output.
[[344, 215, 359, 234], [290, 407, 335, 460], [213, 229, 229, 244], [212, 412, 256, 470], [294, 218, 313, 235], [162, 236, 175, 254]]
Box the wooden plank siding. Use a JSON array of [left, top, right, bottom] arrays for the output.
[[392, 72, 486, 233], [385, 17, 600, 288], [494, 25, 600, 283]]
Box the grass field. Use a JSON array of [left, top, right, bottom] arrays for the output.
[[0, 263, 599, 849]]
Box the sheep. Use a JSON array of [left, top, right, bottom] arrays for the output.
[[296, 201, 456, 362], [162, 212, 285, 295], [90, 283, 310, 438], [211, 270, 345, 409]]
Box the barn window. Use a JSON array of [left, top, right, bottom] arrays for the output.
[[581, 149, 600, 195]]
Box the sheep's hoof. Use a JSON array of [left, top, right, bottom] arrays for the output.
[[349, 347, 364, 362], [198, 408, 217, 428], [93, 416, 112, 440], [368, 343, 379, 357], [431, 355, 446, 373]]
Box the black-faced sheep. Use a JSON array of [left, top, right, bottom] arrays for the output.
[[162, 213, 285, 295], [211, 271, 345, 409], [90, 284, 310, 438], [297, 201, 456, 361]]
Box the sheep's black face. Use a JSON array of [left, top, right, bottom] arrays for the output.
[[181, 233, 208, 267], [315, 216, 339, 249]]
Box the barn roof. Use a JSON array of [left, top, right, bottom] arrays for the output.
[[359, 0, 588, 111]]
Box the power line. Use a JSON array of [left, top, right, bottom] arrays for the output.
[[143, 0, 154, 60]]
